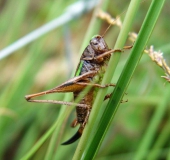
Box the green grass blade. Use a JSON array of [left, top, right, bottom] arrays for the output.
[[0, 0, 168, 159], [80, 0, 166, 159], [20, 105, 72, 160], [146, 99, 170, 160], [46, 1, 105, 159], [73, 0, 141, 159], [134, 85, 170, 158]]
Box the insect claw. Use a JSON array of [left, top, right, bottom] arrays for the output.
[[121, 99, 128, 103], [25, 95, 30, 101]]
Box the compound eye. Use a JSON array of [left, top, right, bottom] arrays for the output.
[[91, 39, 98, 46], [92, 42, 98, 45]]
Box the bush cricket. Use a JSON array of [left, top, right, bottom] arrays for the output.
[[25, 12, 132, 145]]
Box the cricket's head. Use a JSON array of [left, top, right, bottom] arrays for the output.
[[90, 35, 109, 53]]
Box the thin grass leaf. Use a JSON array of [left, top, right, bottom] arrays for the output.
[[147, 112, 170, 160], [47, 0, 106, 159], [20, 104, 72, 160], [77, 0, 165, 159], [134, 81, 169, 158], [2, 2, 97, 159], [73, 0, 141, 159], [0, 0, 169, 159], [0, 0, 98, 60]]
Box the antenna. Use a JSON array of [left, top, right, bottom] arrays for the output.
[[100, 0, 146, 37], [100, 9, 126, 38]]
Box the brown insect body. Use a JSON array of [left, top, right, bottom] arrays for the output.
[[61, 36, 111, 145], [25, 35, 122, 145]]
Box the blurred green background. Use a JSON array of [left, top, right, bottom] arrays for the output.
[[0, 0, 169, 160]]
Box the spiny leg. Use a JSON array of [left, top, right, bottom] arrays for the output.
[[26, 99, 92, 108], [25, 70, 98, 101], [82, 109, 91, 128], [25, 70, 115, 107], [75, 82, 116, 88], [25, 71, 115, 106], [95, 46, 132, 61], [95, 49, 122, 61]]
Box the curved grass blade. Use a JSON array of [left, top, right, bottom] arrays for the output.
[[136, 86, 170, 160], [80, 0, 166, 159], [20, 104, 72, 160], [73, 0, 141, 159], [45, 0, 105, 159]]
